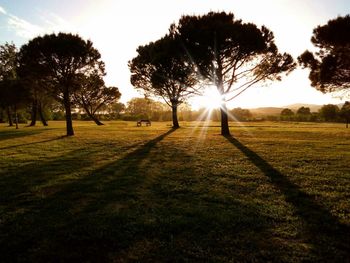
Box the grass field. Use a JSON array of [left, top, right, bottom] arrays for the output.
[[0, 121, 349, 262]]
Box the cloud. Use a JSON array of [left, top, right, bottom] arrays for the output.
[[38, 10, 75, 33], [0, 5, 7, 15], [7, 14, 43, 38], [3, 8, 73, 40]]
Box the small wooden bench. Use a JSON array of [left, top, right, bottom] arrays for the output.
[[137, 119, 151, 126]]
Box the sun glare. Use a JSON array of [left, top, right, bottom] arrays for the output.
[[198, 86, 224, 110]]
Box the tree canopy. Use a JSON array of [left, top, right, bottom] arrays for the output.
[[319, 104, 340, 122], [0, 43, 17, 81], [129, 33, 198, 128], [297, 106, 311, 116], [340, 101, 350, 128], [281, 108, 294, 116], [174, 12, 295, 135], [18, 33, 105, 136], [0, 43, 28, 127], [298, 15, 350, 97], [73, 73, 121, 125]]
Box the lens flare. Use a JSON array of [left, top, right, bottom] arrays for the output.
[[202, 86, 224, 110]]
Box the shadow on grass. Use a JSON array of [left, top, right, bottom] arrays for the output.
[[0, 127, 287, 262], [0, 128, 178, 262], [0, 147, 98, 204], [0, 129, 46, 141], [224, 135, 350, 261], [0, 135, 66, 150]]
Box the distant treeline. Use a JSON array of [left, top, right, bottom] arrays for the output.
[[2, 97, 348, 127]]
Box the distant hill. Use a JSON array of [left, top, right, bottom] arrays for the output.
[[249, 107, 284, 116], [249, 104, 323, 116], [241, 103, 345, 117], [284, 103, 323, 112]]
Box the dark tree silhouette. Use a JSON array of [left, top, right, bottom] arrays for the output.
[[0, 43, 18, 126], [340, 101, 350, 128], [18, 33, 105, 136], [25, 79, 51, 127], [281, 108, 294, 116], [129, 33, 198, 128], [280, 108, 294, 121], [298, 15, 350, 97], [174, 12, 295, 135], [296, 106, 311, 121], [297, 106, 311, 115], [0, 81, 14, 126], [319, 104, 340, 122], [0, 79, 30, 129], [73, 73, 121, 125]]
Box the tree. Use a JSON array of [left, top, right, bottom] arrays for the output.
[[296, 106, 311, 121], [175, 12, 295, 135], [281, 108, 294, 116], [0, 79, 30, 129], [280, 108, 294, 121], [73, 73, 121, 125], [129, 33, 198, 128], [0, 84, 14, 126], [18, 33, 105, 136], [340, 101, 350, 128], [126, 97, 153, 118], [297, 107, 311, 115], [319, 104, 339, 122], [0, 43, 18, 126], [0, 108, 4, 123], [298, 15, 350, 97], [0, 43, 17, 81], [0, 43, 47, 127], [107, 102, 125, 119], [124, 97, 168, 121], [230, 108, 252, 121], [25, 79, 52, 127]]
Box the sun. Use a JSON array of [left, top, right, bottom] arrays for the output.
[[195, 86, 224, 110]]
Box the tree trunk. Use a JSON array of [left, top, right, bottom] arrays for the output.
[[172, 104, 180, 128], [0, 108, 4, 123], [90, 113, 104, 126], [220, 102, 230, 136], [29, 100, 37, 126], [38, 102, 48, 126], [7, 106, 13, 126], [216, 70, 230, 136], [84, 106, 104, 126], [63, 91, 74, 136], [14, 105, 19, 129], [346, 119, 349, 128]]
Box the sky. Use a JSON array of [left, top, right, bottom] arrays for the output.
[[0, 0, 349, 109]]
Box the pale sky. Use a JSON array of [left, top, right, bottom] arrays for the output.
[[0, 0, 349, 109]]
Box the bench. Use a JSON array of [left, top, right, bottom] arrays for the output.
[[137, 119, 151, 127]]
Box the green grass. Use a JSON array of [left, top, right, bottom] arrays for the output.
[[0, 121, 349, 262]]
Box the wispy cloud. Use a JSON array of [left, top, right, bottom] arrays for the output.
[[0, 5, 7, 15], [38, 10, 74, 33], [7, 14, 43, 38], [2, 7, 74, 40]]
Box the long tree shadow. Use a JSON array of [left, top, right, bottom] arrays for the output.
[[0, 128, 178, 262], [224, 135, 350, 261], [4, 127, 329, 262], [0, 129, 46, 141], [2, 127, 295, 262], [62, 127, 179, 210], [0, 136, 66, 150]]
